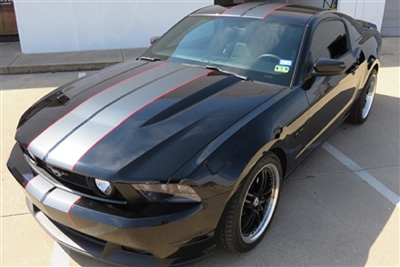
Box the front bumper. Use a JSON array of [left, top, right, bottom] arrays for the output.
[[7, 143, 228, 266]]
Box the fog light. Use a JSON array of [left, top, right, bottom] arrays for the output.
[[94, 179, 113, 196]]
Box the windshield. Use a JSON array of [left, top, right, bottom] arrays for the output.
[[141, 16, 305, 86]]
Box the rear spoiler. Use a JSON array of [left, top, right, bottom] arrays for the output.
[[357, 19, 377, 30]]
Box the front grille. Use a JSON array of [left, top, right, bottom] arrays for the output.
[[39, 161, 126, 202], [43, 163, 90, 190], [19, 144, 126, 203]]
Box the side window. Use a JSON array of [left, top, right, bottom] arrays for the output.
[[311, 20, 349, 60]]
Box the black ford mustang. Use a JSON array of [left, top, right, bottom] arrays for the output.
[[7, 3, 381, 266]]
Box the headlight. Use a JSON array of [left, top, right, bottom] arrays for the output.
[[94, 178, 113, 196], [132, 183, 201, 203]]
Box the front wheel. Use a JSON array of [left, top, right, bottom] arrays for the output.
[[218, 152, 282, 253], [348, 69, 378, 124]]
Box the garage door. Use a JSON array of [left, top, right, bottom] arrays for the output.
[[381, 0, 400, 36]]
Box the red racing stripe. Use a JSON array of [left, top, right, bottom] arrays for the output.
[[24, 174, 39, 189], [221, 3, 246, 14], [262, 4, 293, 19], [67, 196, 82, 230], [71, 70, 214, 171]]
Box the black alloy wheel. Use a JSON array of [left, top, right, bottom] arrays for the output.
[[218, 152, 282, 253]]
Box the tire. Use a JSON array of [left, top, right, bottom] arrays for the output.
[[218, 152, 282, 253], [348, 69, 378, 124]]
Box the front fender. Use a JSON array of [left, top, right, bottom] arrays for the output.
[[173, 86, 309, 199]]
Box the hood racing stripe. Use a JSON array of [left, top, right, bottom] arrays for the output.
[[27, 63, 174, 159], [43, 68, 213, 171]]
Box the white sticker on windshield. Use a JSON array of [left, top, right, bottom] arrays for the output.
[[279, 59, 293, 66], [274, 65, 290, 73]]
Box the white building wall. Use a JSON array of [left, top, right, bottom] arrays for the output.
[[13, 0, 213, 54], [337, 0, 386, 32]]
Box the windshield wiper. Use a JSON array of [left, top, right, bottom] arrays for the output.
[[205, 65, 251, 81], [182, 63, 253, 82], [137, 56, 163, 62], [182, 63, 251, 81]]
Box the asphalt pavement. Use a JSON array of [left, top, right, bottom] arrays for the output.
[[1, 37, 399, 266]]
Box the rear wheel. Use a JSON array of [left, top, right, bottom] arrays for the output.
[[218, 152, 282, 253], [348, 69, 377, 124]]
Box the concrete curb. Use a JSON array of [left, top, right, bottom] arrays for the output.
[[0, 43, 147, 75], [0, 62, 120, 75]]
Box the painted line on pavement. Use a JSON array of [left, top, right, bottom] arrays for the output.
[[323, 142, 400, 209], [78, 72, 86, 78], [50, 241, 70, 267]]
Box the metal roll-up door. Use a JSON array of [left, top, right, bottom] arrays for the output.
[[381, 0, 400, 36]]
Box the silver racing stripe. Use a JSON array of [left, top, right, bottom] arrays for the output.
[[24, 174, 80, 212], [43, 188, 81, 213], [25, 175, 54, 202], [27, 63, 177, 159], [45, 67, 212, 170]]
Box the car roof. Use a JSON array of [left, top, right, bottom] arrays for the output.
[[191, 2, 325, 25]]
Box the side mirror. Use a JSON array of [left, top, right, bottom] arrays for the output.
[[150, 36, 160, 45], [311, 58, 346, 76]]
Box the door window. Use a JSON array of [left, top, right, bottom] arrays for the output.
[[311, 20, 349, 60]]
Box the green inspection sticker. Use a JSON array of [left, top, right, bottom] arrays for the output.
[[274, 65, 290, 73]]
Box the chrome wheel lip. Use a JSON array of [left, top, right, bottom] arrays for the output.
[[362, 74, 377, 119], [239, 163, 280, 244]]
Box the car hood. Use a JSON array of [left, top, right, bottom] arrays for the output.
[[16, 61, 283, 181]]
